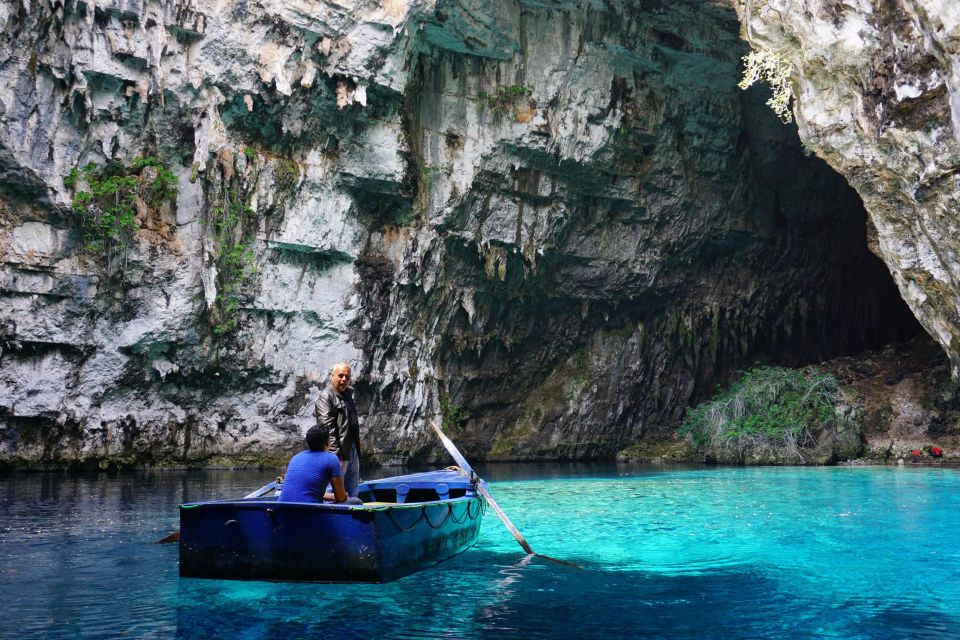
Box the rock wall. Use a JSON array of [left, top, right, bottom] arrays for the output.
[[0, 0, 918, 468], [737, 0, 960, 375]]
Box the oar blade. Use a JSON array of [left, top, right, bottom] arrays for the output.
[[431, 423, 474, 475], [534, 554, 581, 569], [156, 531, 180, 544]]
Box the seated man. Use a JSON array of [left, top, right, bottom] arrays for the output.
[[278, 425, 362, 504]]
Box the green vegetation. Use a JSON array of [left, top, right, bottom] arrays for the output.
[[204, 155, 299, 337], [738, 47, 794, 123], [130, 156, 178, 199], [274, 157, 301, 194], [439, 395, 463, 432], [489, 405, 542, 458], [419, 164, 447, 190], [680, 366, 859, 464], [477, 84, 531, 103], [475, 84, 534, 120], [616, 438, 695, 463], [209, 190, 257, 335], [65, 157, 178, 278]]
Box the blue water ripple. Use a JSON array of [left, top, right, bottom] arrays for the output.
[[2, 465, 960, 639]]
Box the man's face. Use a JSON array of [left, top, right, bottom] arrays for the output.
[[331, 366, 351, 393]]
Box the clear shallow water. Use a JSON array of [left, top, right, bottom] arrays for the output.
[[2, 465, 959, 639]]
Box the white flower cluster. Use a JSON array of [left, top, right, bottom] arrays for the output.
[[738, 48, 794, 123]]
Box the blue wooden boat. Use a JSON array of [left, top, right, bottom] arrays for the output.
[[178, 469, 486, 583]]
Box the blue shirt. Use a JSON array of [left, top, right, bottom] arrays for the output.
[[278, 450, 342, 503]]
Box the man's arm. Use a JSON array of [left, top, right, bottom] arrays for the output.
[[328, 476, 348, 503], [314, 390, 340, 455]]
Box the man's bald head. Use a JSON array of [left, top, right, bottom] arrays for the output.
[[331, 362, 351, 393]]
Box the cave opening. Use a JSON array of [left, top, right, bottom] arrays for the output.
[[781, 195, 925, 363], [747, 179, 927, 371], [732, 88, 928, 373]]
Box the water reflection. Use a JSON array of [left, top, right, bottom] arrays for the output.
[[2, 467, 960, 639], [172, 553, 960, 640]]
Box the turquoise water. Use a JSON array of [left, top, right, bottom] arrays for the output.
[[2, 465, 959, 639]]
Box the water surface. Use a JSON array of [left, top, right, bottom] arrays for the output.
[[2, 465, 959, 639]]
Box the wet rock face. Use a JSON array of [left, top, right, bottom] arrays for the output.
[[737, 0, 960, 375], [359, 0, 919, 462], [0, 0, 408, 467], [0, 0, 917, 468]]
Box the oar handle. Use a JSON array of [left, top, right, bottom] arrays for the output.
[[243, 479, 280, 499], [431, 423, 474, 474]]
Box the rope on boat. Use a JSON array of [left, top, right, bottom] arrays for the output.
[[383, 497, 485, 533], [448, 498, 484, 524], [447, 501, 469, 525], [386, 506, 426, 532], [423, 505, 452, 529]]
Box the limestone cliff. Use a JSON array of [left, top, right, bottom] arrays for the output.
[[737, 0, 960, 375], [0, 0, 918, 468]]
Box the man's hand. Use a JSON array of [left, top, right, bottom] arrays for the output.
[[330, 476, 348, 503]]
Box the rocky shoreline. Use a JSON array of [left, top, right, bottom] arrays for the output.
[[620, 335, 960, 467], [3, 336, 955, 472]]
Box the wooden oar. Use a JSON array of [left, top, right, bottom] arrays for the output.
[[156, 530, 180, 544], [243, 480, 281, 499], [155, 479, 281, 544], [431, 422, 580, 569]]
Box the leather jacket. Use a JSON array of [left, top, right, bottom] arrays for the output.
[[314, 384, 360, 460]]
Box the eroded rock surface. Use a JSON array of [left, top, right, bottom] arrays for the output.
[[0, 0, 917, 468], [822, 336, 960, 463], [738, 0, 960, 375]]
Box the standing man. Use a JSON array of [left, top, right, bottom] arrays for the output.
[[315, 362, 361, 498]]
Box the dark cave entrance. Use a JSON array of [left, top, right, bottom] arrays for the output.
[[734, 88, 927, 372], [784, 200, 925, 362]]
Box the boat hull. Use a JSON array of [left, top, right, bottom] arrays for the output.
[[179, 471, 484, 583]]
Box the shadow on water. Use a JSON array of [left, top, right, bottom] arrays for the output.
[[173, 549, 960, 640]]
